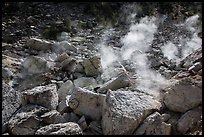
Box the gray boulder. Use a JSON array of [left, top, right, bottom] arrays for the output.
[[82, 56, 102, 77], [163, 77, 202, 112], [2, 67, 13, 78], [177, 106, 202, 134], [22, 56, 50, 74], [41, 110, 66, 124], [102, 90, 161, 135], [2, 82, 22, 133], [8, 104, 48, 135], [73, 77, 98, 90], [35, 122, 83, 135], [68, 87, 106, 121], [26, 38, 53, 51], [134, 112, 171, 135], [57, 80, 74, 102], [52, 41, 77, 54], [21, 84, 58, 110]]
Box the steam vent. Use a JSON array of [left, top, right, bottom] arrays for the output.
[[2, 2, 202, 135]]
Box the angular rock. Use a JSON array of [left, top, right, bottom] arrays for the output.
[[52, 41, 77, 54], [2, 67, 13, 78], [55, 52, 70, 63], [8, 104, 48, 135], [88, 121, 103, 135], [163, 77, 202, 112], [73, 77, 98, 90], [35, 122, 83, 135], [97, 72, 132, 93], [26, 38, 53, 51], [102, 90, 161, 135], [2, 83, 21, 133], [78, 116, 88, 130], [21, 84, 58, 110], [41, 110, 66, 124], [22, 56, 50, 74], [179, 47, 202, 69], [57, 96, 72, 114], [68, 87, 106, 121], [57, 80, 74, 102], [177, 106, 202, 134], [82, 56, 102, 77], [188, 62, 202, 74], [134, 112, 171, 135]]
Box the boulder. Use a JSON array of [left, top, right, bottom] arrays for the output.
[[35, 122, 83, 135], [22, 56, 50, 74], [77, 116, 88, 130], [163, 77, 202, 112], [102, 90, 161, 135], [21, 84, 58, 110], [68, 87, 106, 121], [2, 67, 13, 78], [97, 72, 132, 93], [82, 56, 102, 77], [134, 112, 171, 135], [88, 121, 103, 135], [57, 80, 74, 102], [177, 106, 202, 134], [8, 104, 48, 135], [73, 77, 98, 90], [41, 110, 66, 124], [52, 41, 77, 54], [26, 38, 53, 51], [57, 96, 72, 114], [2, 82, 22, 133]]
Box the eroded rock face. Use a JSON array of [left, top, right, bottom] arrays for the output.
[[177, 106, 202, 134], [134, 112, 171, 135], [21, 84, 59, 110], [8, 104, 48, 135], [163, 77, 202, 113], [68, 87, 106, 121], [35, 122, 83, 135], [2, 83, 22, 133], [102, 90, 161, 135]]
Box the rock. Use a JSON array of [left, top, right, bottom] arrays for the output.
[[41, 110, 66, 124], [82, 56, 102, 77], [2, 67, 13, 78], [73, 77, 98, 90], [26, 38, 53, 51], [68, 87, 106, 121], [134, 112, 171, 135], [21, 84, 58, 110], [15, 72, 52, 92], [35, 122, 83, 135], [8, 104, 48, 135], [97, 72, 132, 93], [72, 36, 86, 42], [177, 106, 202, 134], [161, 113, 171, 122], [77, 116, 88, 130], [2, 82, 21, 133], [52, 41, 77, 54], [57, 80, 74, 102], [60, 58, 77, 73], [188, 62, 202, 74], [22, 56, 50, 74], [179, 47, 202, 68], [57, 96, 72, 114], [55, 52, 70, 63], [102, 90, 161, 135], [57, 32, 70, 42], [88, 121, 103, 135], [163, 77, 202, 112]]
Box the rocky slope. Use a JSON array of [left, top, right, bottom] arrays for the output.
[[2, 2, 202, 135]]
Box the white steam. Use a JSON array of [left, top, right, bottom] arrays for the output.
[[162, 15, 202, 64], [98, 16, 170, 96]]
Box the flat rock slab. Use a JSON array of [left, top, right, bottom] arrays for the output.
[[102, 90, 161, 135], [21, 84, 58, 110], [35, 122, 83, 135]]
